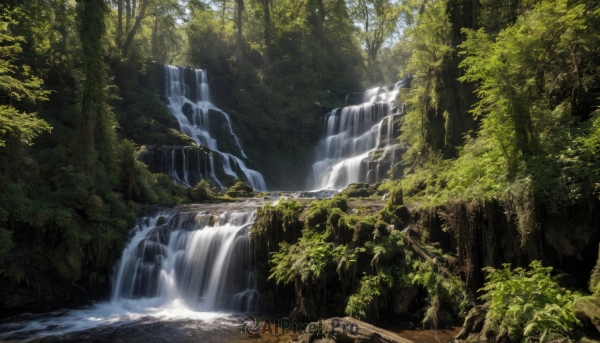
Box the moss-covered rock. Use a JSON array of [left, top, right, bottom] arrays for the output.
[[306, 196, 349, 230], [225, 181, 255, 198], [590, 244, 600, 293], [575, 295, 600, 334], [386, 186, 404, 208], [341, 183, 384, 198], [373, 220, 391, 239], [190, 180, 213, 202]]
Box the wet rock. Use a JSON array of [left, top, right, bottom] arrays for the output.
[[341, 183, 379, 198], [295, 317, 413, 343], [575, 295, 600, 333], [455, 303, 489, 340], [393, 286, 418, 315], [589, 244, 600, 293]]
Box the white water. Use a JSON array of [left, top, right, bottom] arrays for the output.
[[161, 65, 266, 191], [112, 209, 258, 312], [0, 208, 259, 340], [309, 80, 407, 190]]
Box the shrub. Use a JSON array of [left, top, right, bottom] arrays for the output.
[[480, 261, 581, 342]]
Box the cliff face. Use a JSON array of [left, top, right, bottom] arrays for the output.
[[418, 198, 600, 296]]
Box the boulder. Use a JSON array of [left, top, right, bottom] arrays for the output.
[[294, 317, 413, 343], [456, 303, 489, 340], [575, 295, 600, 333], [393, 286, 418, 315]]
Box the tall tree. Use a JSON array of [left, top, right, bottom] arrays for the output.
[[0, 9, 50, 148], [122, 0, 149, 57], [235, 0, 244, 69], [262, 0, 272, 65], [77, 0, 107, 184], [117, 0, 123, 46], [348, 0, 400, 80]]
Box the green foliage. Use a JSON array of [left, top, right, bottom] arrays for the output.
[[0, 7, 51, 147], [190, 180, 213, 202], [459, 0, 592, 175], [340, 182, 386, 198], [398, 0, 600, 230], [346, 271, 393, 321], [267, 195, 467, 323], [306, 196, 348, 229], [411, 258, 468, 327], [270, 230, 334, 285], [252, 198, 304, 254], [347, 0, 402, 82], [399, 0, 453, 161], [225, 180, 255, 198], [481, 261, 581, 342], [0, 105, 51, 147], [0, 1, 186, 309]]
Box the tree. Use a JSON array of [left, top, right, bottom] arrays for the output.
[[0, 8, 50, 148], [261, 0, 272, 65], [149, 0, 185, 62], [235, 0, 244, 69], [459, 0, 598, 175], [78, 0, 118, 187], [122, 0, 150, 57], [348, 0, 401, 81]]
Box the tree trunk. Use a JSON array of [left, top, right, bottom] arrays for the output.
[[132, 0, 136, 20], [236, 0, 244, 70], [262, 0, 272, 65], [125, 0, 131, 33], [122, 0, 149, 57], [117, 0, 123, 46], [314, 0, 326, 41], [78, 0, 107, 184], [152, 15, 159, 59]]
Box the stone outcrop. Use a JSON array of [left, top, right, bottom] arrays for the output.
[[294, 317, 413, 343], [393, 286, 418, 315], [574, 244, 600, 334], [455, 303, 489, 340], [574, 295, 600, 333]]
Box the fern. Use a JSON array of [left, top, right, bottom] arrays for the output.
[[481, 261, 581, 342]]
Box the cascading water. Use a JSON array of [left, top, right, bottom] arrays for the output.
[[309, 80, 409, 190], [112, 208, 259, 312], [0, 206, 261, 340], [157, 65, 267, 191]]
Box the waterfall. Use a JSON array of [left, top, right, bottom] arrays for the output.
[[159, 65, 266, 191], [112, 208, 259, 313], [309, 80, 409, 190]]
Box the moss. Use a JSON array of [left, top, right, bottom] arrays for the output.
[[373, 220, 391, 239], [340, 183, 384, 198], [386, 185, 404, 209], [225, 181, 255, 198], [330, 196, 348, 212], [393, 205, 411, 226], [328, 208, 345, 231], [341, 183, 371, 198], [190, 180, 213, 202], [590, 244, 600, 294], [575, 295, 600, 333]]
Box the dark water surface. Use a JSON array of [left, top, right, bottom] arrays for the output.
[[0, 307, 459, 343]]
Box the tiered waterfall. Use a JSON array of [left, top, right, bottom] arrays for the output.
[[309, 80, 408, 190], [144, 65, 266, 191]]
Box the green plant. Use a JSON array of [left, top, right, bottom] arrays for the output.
[[480, 261, 581, 342]]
